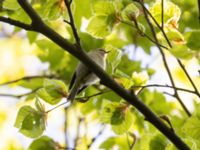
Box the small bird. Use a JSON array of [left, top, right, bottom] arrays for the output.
[[67, 48, 108, 102]]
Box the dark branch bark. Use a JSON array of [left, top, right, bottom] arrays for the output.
[[64, 0, 82, 50], [5, 0, 190, 149], [0, 16, 33, 31]]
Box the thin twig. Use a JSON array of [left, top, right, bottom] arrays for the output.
[[140, 1, 199, 98], [133, 84, 197, 95], [120, 20, 168, 50], [140, 3, 172, 47], [0, 75, 56, 86], [46, 91, 109, 113], [129, 132, 137, 149], [0, 88, 39, 98], [161, 0, 164, 29], [46, 101, 70, 113], [163, 91, 175, 97], [76, 90, 111, 102], [87, 125, 105, 149], [74, 117, 83, 148], [64, 106, 70, 147], [177, 60, 200, 97], [64, 0, 81, 50], [139, 1, 191, 116]]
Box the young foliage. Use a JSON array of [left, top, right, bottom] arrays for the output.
[[14, 103, 46, 138], [37, 79, 67, 105], [28, 136, 59, 150]]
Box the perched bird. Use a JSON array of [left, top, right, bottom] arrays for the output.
[[68, 48, 108, 102]]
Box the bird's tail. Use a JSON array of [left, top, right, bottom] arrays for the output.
[[67, 83, 79, 102]]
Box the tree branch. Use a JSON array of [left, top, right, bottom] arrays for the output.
[[177, 60, 200, 97], [14, 0, 190, 149], [87, 125, 105, 149], [133, 84, 197, 95], [139, 0, 200, 98], [120, 20, 168, 50], [64, 0, 82, 50], [139, 1, 191, 117], [0, 16, 33, 31]]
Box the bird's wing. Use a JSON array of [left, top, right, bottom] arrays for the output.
[[68, 72, 76, 90]]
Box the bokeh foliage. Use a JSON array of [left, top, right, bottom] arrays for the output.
[[0, 0, 199, 149]]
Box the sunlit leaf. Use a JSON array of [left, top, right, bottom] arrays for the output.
[[3, 0, 20, 10], [121, 3, 140, 21], [37, 79, 67, 105], [86, 15, 115, 39], [149, 1, 181, 27], [28, 136, 58, 150], [131, 71, 149, 86], [182, 116, 200, 140], [170, 44, 194, 59], [14, 106, 46, 138], [93, 1, 116, 15], [149, 134, 167, 150], [185, 30, 200, 50], [101, 101, 134, 134], [105, 45, 122, 73]]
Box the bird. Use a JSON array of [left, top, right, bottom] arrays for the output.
[[67, 48, 108, 102]]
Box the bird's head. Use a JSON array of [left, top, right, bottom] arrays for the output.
[[97, 48, 110, 56]]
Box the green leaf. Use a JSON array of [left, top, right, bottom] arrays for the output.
[[37, 79, 67, 105], [139, 90, 175, 115], [79, 33, 104, 51], [28, 136, 58, 150], [158, 27, 185, 44], [121, 3, 140, 21], [93, 1, 116, 15], [185, 30, 200, 50], [14, 106, 45, 138], [170, 44, 194, 59], [105, 45, 122, 73], [16, 78, 44, 90], [112, 108, 134, 134], [114, 70, 134, 88], [3, 0, 20, 10], [131, 71, 149, 86], [118, 55, 142, 76], [32, 0, 61, 21], [101, 101, 134, 134], [36, 39, 67, 69], [149, 1, 181, 27], [74, 0, 92, 28], [149, 134, 167, 150], [35, 98, 45, 113], [100, 136, 131, 150], [86, 15, 115, 39], [182, 116, 200, 140], [48, 2, 61, 20], [27, 32, 38, 44]]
